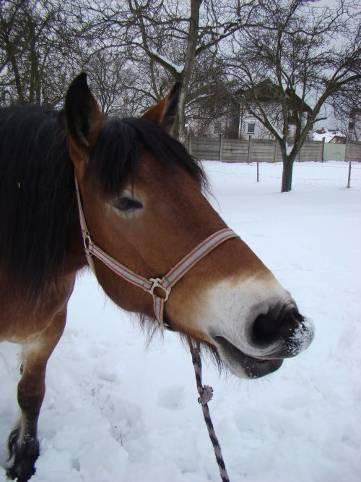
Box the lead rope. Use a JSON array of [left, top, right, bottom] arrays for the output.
[[188, 338, 231, 482], [74, 176, 234, 479]]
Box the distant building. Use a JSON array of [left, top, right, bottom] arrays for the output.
[[188, 79, 315, 140], [238, 80, 313, 140], [239, 106, 274, 139]]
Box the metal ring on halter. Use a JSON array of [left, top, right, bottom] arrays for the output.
[[83, 233, 93, 254], [148, 278, 170, 301]]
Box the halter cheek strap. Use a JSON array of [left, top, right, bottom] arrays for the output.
[[75, 177, 237, 328]]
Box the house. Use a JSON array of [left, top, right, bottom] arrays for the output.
[[238, 80, 313, 140], [187, 79, 314, 140]]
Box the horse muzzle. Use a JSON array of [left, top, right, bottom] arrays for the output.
[[212, 305, 314, 379]]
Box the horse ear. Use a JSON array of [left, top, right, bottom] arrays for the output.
[[142, 82, 181, 133], [65, 73, 103, 165]]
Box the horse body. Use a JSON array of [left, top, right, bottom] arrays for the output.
[[0, 75, 313, 481]]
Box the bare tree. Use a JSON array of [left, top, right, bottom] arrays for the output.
[[1, 0, 62, 104], [0, 0, 94, 107], [85, 51, 125, 114], [87, 0, 257, 139], [224, 0, 361, 191], [330, 78, 361, 140], [0, 0, 29, 103]]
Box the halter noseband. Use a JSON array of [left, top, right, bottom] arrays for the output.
[[75, 177, 237, 328]]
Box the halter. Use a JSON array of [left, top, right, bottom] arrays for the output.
[[75, 177, 237, 328]]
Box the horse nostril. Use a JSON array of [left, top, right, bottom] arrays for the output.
[[252, 312, 281, 346], [251, 306, 302, 347]]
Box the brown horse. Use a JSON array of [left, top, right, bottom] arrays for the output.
[[0, 74, 313, 481]]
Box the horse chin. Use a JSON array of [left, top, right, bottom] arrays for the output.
[[214, 336, 284, 379]]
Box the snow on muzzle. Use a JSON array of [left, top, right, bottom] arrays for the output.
[[212, 305, 314, 379], [198, 279, 314, 379]]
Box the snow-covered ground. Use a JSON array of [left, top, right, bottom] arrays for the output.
[[1, 161, 360, 482]]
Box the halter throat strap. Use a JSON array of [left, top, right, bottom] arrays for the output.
[[75, 177, 237, 328]]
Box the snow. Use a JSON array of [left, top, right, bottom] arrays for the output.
[[285, 141, 294, 156], [1, 161, 361, 482], [149, 49, 184, 74], [313, 129, 346, 143]]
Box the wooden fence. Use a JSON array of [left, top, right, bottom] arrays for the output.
[[187, 136, 361, 162]]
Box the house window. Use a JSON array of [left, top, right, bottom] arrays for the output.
[[247, 122, 255, 134]]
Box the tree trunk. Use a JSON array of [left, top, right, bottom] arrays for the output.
[[281, 157, 295, 192], [174, 0, 201, 141], [176, 85, 187, 141], [225, 100, 240, 138], [7, 44, 25, 103]]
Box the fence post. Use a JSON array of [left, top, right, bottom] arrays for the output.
[[247, 135, 252, 162], [321, 137, 325, 162], [219, 134, 223, 161], [273, 139, 277, 162], [347, 160, 352, 188], [256, 161, 260, 182]]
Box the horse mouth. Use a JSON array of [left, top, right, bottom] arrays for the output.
[[213, 335, 283, 379]]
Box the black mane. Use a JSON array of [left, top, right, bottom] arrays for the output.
[[87, 117, 206, 195], [0, 105, 75, 298], [0, 105, 205, 298]]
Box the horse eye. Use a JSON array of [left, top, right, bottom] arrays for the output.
[[114, 196, 143, 212]]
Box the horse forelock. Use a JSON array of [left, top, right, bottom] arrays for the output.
[[87, 117, 207, 196]]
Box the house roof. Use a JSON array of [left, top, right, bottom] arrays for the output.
[[239, 80, 313, 114]]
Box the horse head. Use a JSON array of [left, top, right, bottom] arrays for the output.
[[65, 73, 313, 379]]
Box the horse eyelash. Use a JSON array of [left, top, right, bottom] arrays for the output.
[[114, 196, 143, 212]]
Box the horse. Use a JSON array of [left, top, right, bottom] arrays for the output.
[[0, 73, 313, 481]]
